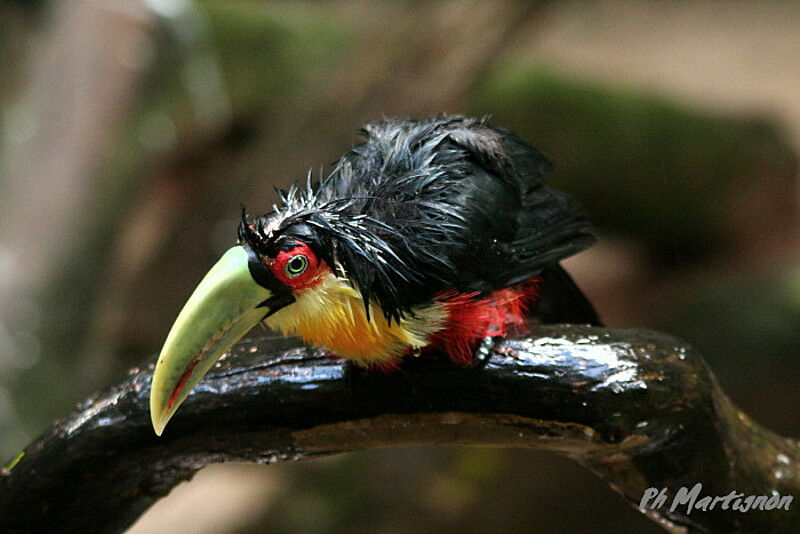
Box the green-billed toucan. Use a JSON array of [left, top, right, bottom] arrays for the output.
[[150, 115, 600, 435]]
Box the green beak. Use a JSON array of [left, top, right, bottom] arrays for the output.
[[150, 245, 280, 436]]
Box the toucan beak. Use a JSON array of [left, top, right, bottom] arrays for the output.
[[149, 245, 282, 436]]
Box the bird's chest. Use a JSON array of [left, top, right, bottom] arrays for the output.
[[264, 273, 445, 365]]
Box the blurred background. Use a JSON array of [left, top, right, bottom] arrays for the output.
[[1, 1, 799, 532]]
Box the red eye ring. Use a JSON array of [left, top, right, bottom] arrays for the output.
[[269, 241, 321, 289]]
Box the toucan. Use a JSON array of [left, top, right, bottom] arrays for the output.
[[149, 115, 600, 435]]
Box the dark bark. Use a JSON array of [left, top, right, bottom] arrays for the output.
[[1, 325, 798, 533]]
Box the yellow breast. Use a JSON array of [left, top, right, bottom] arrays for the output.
[[264, 273, 446, 366]]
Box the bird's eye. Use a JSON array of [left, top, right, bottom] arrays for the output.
[[285, 254, 308, 278], [270, 241, 320, 288]]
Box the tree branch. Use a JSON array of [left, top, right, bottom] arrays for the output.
[[1, 325, 798, 533]]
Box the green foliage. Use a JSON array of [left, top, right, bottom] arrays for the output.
[[198, 0, 352, 116], [471, 62, 797, 257]]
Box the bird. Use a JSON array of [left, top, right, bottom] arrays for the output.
[[149, 115, 600, 435]]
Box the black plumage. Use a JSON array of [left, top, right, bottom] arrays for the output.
[[239, 115, 598, 325]]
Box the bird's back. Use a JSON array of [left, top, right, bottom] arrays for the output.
[[316, 116, 595, 318]]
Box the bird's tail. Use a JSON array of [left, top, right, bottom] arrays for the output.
[[533, 264, 602, 326]]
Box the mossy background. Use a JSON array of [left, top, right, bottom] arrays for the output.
[[1, 1, 798, 532]]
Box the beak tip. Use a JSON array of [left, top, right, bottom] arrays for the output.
[[150, 394, 170, 436], [151, 413, 168, 436]]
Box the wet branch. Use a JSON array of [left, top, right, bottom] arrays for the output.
[[1, 325, 798, 533]]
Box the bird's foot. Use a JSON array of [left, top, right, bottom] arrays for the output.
[[469, 336, 496, 369]]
